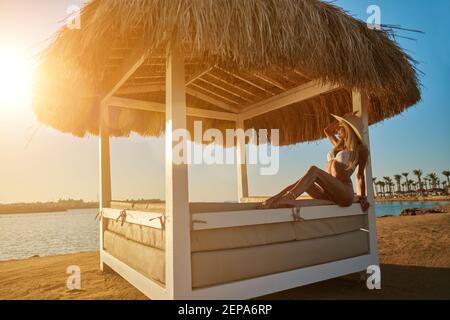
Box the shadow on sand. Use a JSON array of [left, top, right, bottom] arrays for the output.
[[257, 264, 450, 300]]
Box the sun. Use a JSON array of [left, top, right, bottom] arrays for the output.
[[0, 48, 33, 107]]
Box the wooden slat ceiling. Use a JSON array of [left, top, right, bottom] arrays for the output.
[[102, 46, 312, 114]]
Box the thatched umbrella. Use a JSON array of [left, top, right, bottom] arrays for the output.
[[32, 0, 420, 146]]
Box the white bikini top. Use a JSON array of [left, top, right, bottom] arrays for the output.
[[327, 149, 351, 166]]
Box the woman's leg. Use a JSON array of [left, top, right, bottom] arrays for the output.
[[261, 180, 301, 208], [306, 183, 331, 201], [262, 169, 330, 208], [275, 166, 354, 207]]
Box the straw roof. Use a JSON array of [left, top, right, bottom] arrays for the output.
[[33, 0, 420, 146]]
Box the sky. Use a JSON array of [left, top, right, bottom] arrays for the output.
[[0, 0, 449, 204]]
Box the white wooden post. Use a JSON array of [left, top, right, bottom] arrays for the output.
[[99, 102, 112, 271], [165, 47, 192, 299], [352, 90, 379, 264], [236, 118, 249, 202]]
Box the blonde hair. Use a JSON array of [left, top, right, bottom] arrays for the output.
[[334, 121, 367, 171]]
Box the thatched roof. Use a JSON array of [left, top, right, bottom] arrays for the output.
[[33, 0, 420, 146]]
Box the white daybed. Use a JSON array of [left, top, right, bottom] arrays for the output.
[[102, 199, 370, 291]]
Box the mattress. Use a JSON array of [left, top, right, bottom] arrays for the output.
[[192, 230, 369, 288], [103, 213, 369, 288], [103, 229, 369, 288], [104, 230, 165, 286], [105, 214, 367, 252]]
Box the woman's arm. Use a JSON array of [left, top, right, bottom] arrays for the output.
[[324, 121, 340, 146], [356, 147, 370, 212]]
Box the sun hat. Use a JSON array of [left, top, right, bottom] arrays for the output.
[[331, 113, 367, 143]]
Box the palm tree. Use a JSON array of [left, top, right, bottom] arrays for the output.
[[427, 173, 439, 190], [443, 171, 450, 187], [383, 177, 393, 197], [408, 180, 415, 192], [379, 181, 386, 198], [413, 170, 423, 193], [377, 181, 384, 197], [373, 177, 378, 196], [402, 172, 410, 193], [394, 174, 402, 195], [423, 178, 429, 191]]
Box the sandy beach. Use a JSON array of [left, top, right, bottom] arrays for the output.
[[1, 208, 449, 300]]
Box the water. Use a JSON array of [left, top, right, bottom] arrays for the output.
[[0, 209, 98, 261], [375, 201, 450, 216], [1, 202, 449, 261]]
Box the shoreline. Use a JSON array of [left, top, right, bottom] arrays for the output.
[[0, 205, 98, 215], [375, 195, 450, 203]]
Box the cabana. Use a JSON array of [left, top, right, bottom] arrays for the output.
[[33, 0, 420, 299]]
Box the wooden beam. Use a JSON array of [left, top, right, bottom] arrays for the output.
[[115, 84, 239, 114], [98, 102, 111, 271], [186, 88, 239, 113], [217, 67, 276, 96], [108, 96, 238, 121], [189, 82, 241, 106], [196, 78, 252, 103], [186, 66, 214, 86], [99, 103, 112, 208], [240, 81, 340, 120], [236, 118, 249, 202], [109, 96, 164, 112], [165, 48, 192, 299], [101, 41, 148, 104], [206, 72, 260, 99], [352, 90, 379, 264], [128, 75, 165, 80], [253, 73, 286, 91], [114, 83, 239, 113], [116, 84, 165, 95]]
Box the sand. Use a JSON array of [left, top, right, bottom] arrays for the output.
[[1, 212, 449, 300]]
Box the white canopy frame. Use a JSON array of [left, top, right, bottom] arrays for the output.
[[98, 47, 379, 300]]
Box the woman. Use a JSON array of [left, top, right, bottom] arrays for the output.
[[261, 112, 370, 212]]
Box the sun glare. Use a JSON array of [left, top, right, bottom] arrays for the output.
[[0, 48, 33, 107]]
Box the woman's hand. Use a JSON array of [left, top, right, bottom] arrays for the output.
[[344, 111, 359, 117], [359, 195, 370, 212], [324, 121, 340, 146]]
